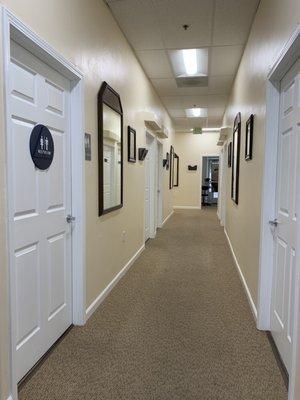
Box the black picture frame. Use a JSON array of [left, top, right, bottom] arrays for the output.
[[245, 114, 254, 161], [166, 152, 170, 170], [169, 146, 174, 189], [127, 126, 136, 163], [231, 113, 241, 205], [228, 142, 232, 167], [173, 153, 179, 187], [98, 81, 123, 216]]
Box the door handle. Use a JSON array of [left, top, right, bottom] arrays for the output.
[[269, 219, 279, 227], [66, 214, 76, 223]]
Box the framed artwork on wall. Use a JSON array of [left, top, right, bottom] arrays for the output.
[[228, 142, 232, 167], [173, 153, 179, 187], [169, 146, 174, 189], [98, 81, 123, 216], [127, 126, 136, 163], [231, 113, 241, 204], [245, 114, 254, 161]]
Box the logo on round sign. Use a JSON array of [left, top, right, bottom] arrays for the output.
[[30, 124, 54, 170]]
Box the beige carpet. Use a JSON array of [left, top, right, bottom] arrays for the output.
[[19, 209, 287, 400]]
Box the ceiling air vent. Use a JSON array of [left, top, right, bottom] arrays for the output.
[[176, 76, 208, 88]]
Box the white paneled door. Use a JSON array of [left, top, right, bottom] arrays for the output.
[[9, 41, 72, 381], [271, 57, 300, 374]]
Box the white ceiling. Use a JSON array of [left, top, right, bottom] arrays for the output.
[[106, 0, 260, 131]]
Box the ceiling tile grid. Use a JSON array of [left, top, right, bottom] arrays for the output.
[[106, 0, 260, 131]]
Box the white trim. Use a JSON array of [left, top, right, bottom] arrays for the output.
[[173, 206, 201, 210], [258, 26, 300, 332], [224, 229, 257, 321], [162, 210, 174, 226], [156, 140, 163, 228], [144, 131, 157, 241], [268, 24, 300, 82], [259, 25, 300, 400], [2, 7, 85, 399], [218, 145, 227, 227], [86, 245, 145, 320], [257, 81, 279, 330]]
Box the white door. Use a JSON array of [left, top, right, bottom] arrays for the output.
[[271, 57, 300, 374], [145, 136, 151, 241], [9, 41, 72, 381]]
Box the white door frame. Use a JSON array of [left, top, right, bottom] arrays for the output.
[[156, 139, 163, 228], [218, 145, 227, 226], [200, 154, 219, 208], [145, 130, 157, 240], [2, 8, 86, 400], [258, 25, 300, 400]]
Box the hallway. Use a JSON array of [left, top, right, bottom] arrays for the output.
[[19, 210, 287, 400]]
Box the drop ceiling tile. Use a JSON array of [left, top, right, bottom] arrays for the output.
[[160, 96, 183, 109], [151, 75, 234, 97], [136, 50, 173, 78], [213, 0, 260, 46], [153, 0, 214, 48], [174, 117, 208, 128], [168, 109, 186, 118], [107, 0, 163, 50], [210, 46, 244, 76], [180, 94, 228, 108]]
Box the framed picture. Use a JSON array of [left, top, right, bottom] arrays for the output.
[[127, 126, 136, 163], [231, 113, 241, 204], [98, 81, 123, 216], [169, 146, 174, 189], [85, 133, 92, 161], [173, 153, 179, 187], [228, 142, 232, 167], [245, 114, 254, 160], [166, 152, 170, 170]]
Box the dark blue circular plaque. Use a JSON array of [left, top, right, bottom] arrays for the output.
[[30, 124, 54, 170]]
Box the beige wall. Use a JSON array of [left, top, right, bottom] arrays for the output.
[[0, 1, 174, 398], [222, 0, 300, 310], [173, 132, 220, 208]]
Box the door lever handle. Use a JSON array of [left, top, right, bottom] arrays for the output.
[[66, 214, 76, 223], [269, 219, 279, 227]]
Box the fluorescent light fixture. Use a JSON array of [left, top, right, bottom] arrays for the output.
[[168, 48, 208, 77], [182, 49, 197, 75], [202, 127, 221, 132], [185, 108, 207, 118]]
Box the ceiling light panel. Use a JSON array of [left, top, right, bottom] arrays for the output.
[[185, 108, 208, 118], [168, 48, 209, 77]]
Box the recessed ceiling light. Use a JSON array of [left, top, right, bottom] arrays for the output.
[[185, 108, 207, 118], [168, 48, 208, 77]]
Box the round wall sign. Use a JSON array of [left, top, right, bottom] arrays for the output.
[[30, 124, 54, 170]]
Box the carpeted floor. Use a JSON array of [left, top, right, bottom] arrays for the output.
[[19, 209, 287, 400]]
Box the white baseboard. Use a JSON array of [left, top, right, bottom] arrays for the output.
[[224, 228, 258, 321], [173, 205, 201, 210], [162, 210, 174, 226], [85, 244, 145, 320]]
